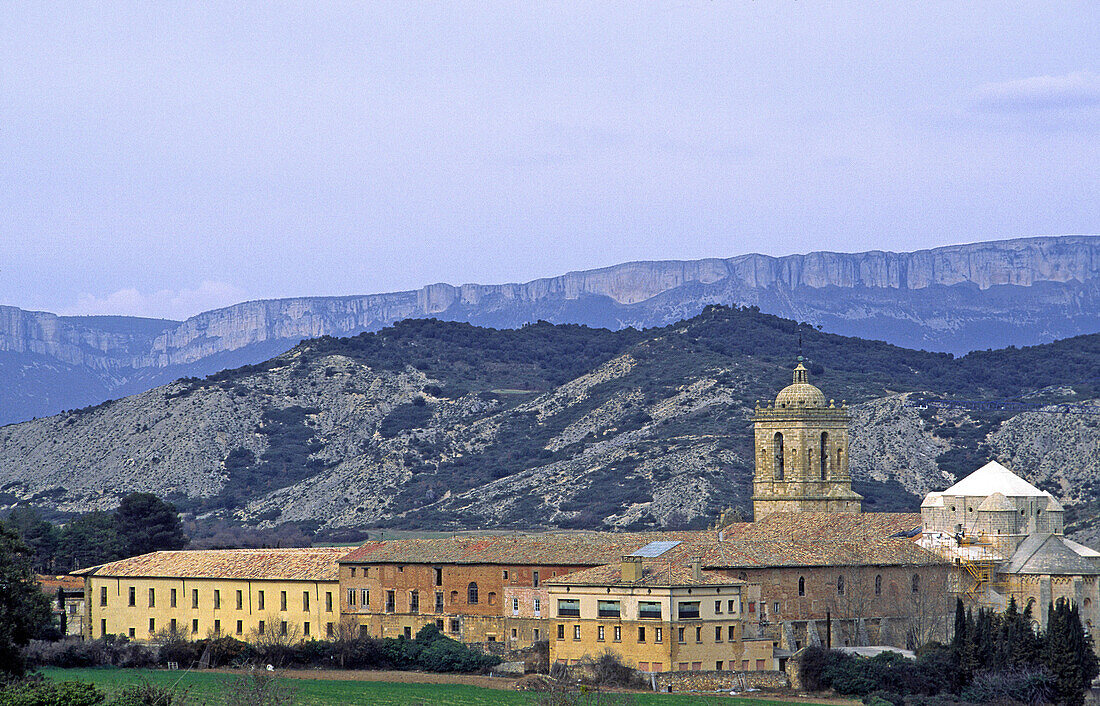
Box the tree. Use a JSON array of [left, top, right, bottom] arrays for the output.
[[58, 510, 121, 571], [0, 522, 53, 676], [5, 507, 59, 573], [1043, 599, 1099, 706], [114, 493, 186, 557]]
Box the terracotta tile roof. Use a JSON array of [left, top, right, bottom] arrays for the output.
[[339, 532, 710, 566], [731, 512, 922, 542], [547, 561, 744, 587], [702, 537, 943, 569], [72, 548, 346, 582], [37, 575, 84, 593]]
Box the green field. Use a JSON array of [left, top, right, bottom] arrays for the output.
[[41, 668, 826, 705]]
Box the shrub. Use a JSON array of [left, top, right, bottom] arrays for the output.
[[106, 681, 190, 706], [0, 679, 105, 706]]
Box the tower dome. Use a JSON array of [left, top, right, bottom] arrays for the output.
[[774, 363, 827, 408]]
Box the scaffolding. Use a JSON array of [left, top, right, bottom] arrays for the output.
[[951, 533, 1006, 609]]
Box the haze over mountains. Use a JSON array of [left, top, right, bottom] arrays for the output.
[[2, 235, 1099, 426]]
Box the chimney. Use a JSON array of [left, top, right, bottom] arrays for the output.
[[621, 555, 642, 582], [691, 558, 703, 582]]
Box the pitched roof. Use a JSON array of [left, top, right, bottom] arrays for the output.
[[702, 537, 943, 569], [977, 492, 1016, 512], [37, 575, 84, 593], [730, 512, 922, 542], [1003, 534, 1100, 576], [339, 532, 709, 566], [72, 548, 346, 582], [942, 461, 1048, 498], [547, 561, 744, 588]]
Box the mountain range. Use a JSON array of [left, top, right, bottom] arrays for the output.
[[3, 235, 1100, 426], [2, 306, 1098, 544]]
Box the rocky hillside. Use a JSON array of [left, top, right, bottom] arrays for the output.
[[3, 235, 1100, 426], [2, 306, 1099, 539]]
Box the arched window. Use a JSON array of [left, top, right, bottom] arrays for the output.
[[450, 590, 458, 604], [875, 575, 882, 596], [487, 592, 496, 606], [774, 433, 784, 480], [836, 447, 843, 472], [837, 575, 845, 596], [820, 433, 829, 479], [798, 577, 805, 597], [911, 574, 920, 594], [467, 582, 479, 605]]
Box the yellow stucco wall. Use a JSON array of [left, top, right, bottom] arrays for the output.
[[83, 575, 340, 642]]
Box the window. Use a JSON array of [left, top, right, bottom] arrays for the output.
[[280, 591, 287, 611], [912, 574, 920, 594], [280, 621, 288, 636], [359, 625, 370, 638], [304, 622, 310, 636], [347, 589, 356, 606], [258, 591, 265, 610], [820, 432, 829, 479], [534, 628, 540, 641], [773, 432, 784, 479], [773, 602, 780, 614], [170, 588, 177, 608], [502, 570, 509, 580], [192, 589, 199, 608], [326, 592, 332, 612], [639, 601, 662, 619], [717, 661, 723, 671], [533, 571, 540, 588], [597, 600, 621, 618], [511, 628, 517, 639], [677, 627, 685, 643], [450, 590, 458, 604], [512, 598, 519, 615], [410, 590, 419, 613], [613, 625, 621, 642], [655, 627, 663, 643], [435, 591, 444, 613], [875, 575, 882, 595], [237, 590, 243, 610], [361, 589, 369, 607], [677, 601, 700, 619], [236, 620, 243, 634], [487, 592, 496, 606], [327, 622, 334, 637], [467, 582, 479, 604], [436, 619, 444, 631], [434, 567, 443, 586], [386, 591, 395, 613], [303, 591, 310, 612], [692, 662, 702, 671], [748, 601, 755, 613], [573, 625, 581, 640], [450, 618, 460, 634], [638, 626, 646, 642], [695, 626, 702, 643], [715, 626, 722, 642], [534, 598, 541, 616], [597, 626, 605, 641], [557, 624, 565, 640], [798, 577, 805, 596], [101, 587, 108, 607], [128, 587, 136, 607], [557, 599, 580, 617], [214, 590, 221, 609], [258, 620, 265, 635], [149, 618, 155, 633], [101, 619, 106, 637], [192, 619, 199, 634], [214, 619, 221, 635], [728, 599, 736, 613], [728, 625, 735, 640], [837, 575, 845, 596], [350, 567, 356, 577], [129, 627, 135, 638]]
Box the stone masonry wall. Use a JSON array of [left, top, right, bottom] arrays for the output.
[[652, 670, 788, 693]]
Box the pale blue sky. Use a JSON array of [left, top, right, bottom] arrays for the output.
[[2, 2, 1098, 320]]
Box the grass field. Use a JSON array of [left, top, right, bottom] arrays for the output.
[[41, 668, 832, 705]]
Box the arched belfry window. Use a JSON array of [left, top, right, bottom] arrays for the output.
[[798, 577, 805, 597], [820, 432, 829, 480], [774, 432, 784, 480], [837, 575, 845, 595], [836, 446, 843, 472], [875, 575, 882, 596]]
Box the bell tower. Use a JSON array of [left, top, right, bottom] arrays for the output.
[[751, 360, 862, 520]]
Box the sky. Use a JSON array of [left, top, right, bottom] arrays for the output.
[[2, 2, 1099, 321]]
